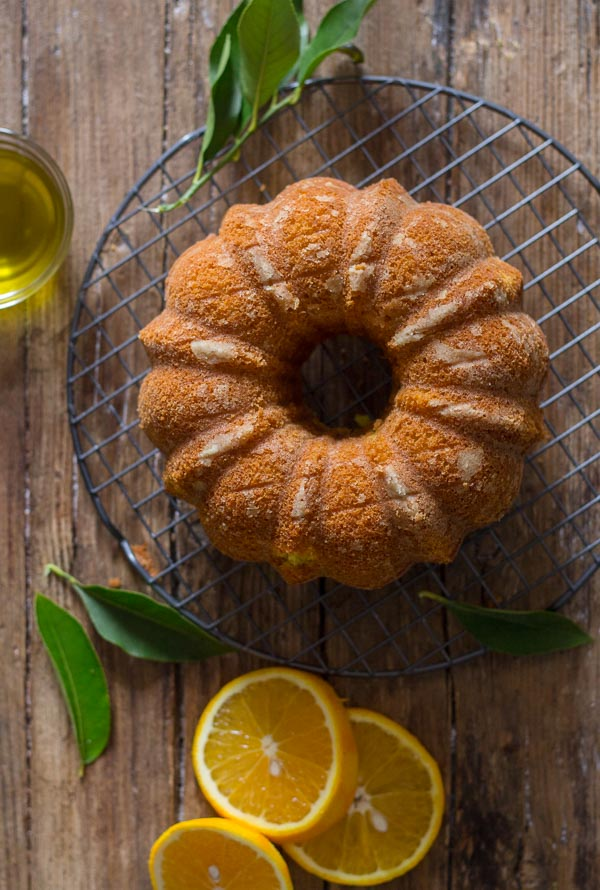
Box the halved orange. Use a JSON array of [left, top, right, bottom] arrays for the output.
[[284, 708, 445, 885], [192, 667, 358, 843], [148, 817, 292, 890]]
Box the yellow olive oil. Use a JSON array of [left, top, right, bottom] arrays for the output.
[[0, 145, 69, 303]]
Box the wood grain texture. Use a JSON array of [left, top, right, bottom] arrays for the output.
[[449, 4, 600, 888], [0, 1, 598, 889], [0, 261, 29, 885], [0, 3, 29, 888], [22, 1, 178, 889]]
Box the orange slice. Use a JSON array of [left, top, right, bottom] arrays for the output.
[[285, 708, 444, 885], [192, 667, 358, 843], [148, 817, 292, 890]]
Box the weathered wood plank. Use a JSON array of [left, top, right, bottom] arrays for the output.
[[23, 1, 178, 889], [449, 2, 600, 888], [0, 0, 22, 131], [0, 315, 29, 890], [0, 4, 30, 889]]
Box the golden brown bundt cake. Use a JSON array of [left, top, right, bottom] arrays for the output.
[[138, 177, 548, 589]]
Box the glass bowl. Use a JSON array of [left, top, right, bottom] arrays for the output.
[[0, 128, 74, 309]]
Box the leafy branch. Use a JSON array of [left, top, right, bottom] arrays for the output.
[[45, 563, 231, 661], [154, 0, 378, 212], [36, 564, 231, 773]]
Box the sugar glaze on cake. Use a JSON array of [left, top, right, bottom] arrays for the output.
[[139, 177, 548, 589]]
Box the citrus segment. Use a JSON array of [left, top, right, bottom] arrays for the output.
[[192, 668, 358, 842], [285, 708, 444, 885], [148, 817, 292, 890]]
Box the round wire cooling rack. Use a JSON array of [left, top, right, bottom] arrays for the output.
[[68, 76, 600, 678]]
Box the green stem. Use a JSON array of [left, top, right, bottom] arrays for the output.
[[419, 592, 447, 605], [152, 93, 297, 214], [250, 97, 260, 132], [289, 83, 303, 104], [151, 137, 247, 213], [45, 563, 79, 586]]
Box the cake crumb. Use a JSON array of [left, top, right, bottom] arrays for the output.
[[131, 543, 160, 578], [107, 577, 122, 589]]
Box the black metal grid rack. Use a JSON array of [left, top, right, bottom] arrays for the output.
[[68, 77, 600, 677]]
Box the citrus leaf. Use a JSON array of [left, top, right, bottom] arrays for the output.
[[292, 0, 310, 55], [209, 0, 248, 84], [200, 34, 244, 168], [46, 565, 231, 662], [196, 2, 251, 174], [238, 0, 301, 118], [35, 593, 111, 773], [296, 0, 377, 86], [282, 0, 310, 83], [420, 592, 593, 656]]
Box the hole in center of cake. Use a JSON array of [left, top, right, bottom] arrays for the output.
[[301, 334, 393, 431]]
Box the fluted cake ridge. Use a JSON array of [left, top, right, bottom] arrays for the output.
[[138, 177, 548, 589]]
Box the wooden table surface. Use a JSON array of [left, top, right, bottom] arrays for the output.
[[1, 1, 599, 888]]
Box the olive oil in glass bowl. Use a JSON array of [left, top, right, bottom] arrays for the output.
[[0, 129, 73, 309]]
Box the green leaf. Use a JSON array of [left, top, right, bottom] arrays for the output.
[[198, 2, 252, 172], [46, 565, 231, 662], [296, 0, 377, 87], [282, 0, 310, 84], [238, 0, 301, 121], [35, 593, 111, 774], [292, 0, 310, 55], [209, 1, 248, 84], [420, 592, 593, 656], [199, 34, 243, 169]]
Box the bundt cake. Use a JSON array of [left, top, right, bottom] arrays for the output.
[[138, 177, 548, 589]]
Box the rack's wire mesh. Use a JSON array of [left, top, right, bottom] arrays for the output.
[[68, 77, 600, 676]]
